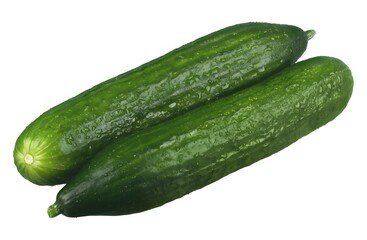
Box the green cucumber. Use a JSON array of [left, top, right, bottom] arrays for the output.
[[47, 56, 353, 218], [14, 22, 313, 185]]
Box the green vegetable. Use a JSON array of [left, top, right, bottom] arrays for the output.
[[47, 56, 353, 218], [14, 22, 313, 185]]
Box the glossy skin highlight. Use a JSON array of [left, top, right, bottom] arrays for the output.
[[14, 23, 311, 185], [49, 56, 353, 217]]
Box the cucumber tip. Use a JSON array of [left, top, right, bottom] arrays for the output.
[[24, 153, 34, 165]]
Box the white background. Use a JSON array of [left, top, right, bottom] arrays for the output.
[[1, 0, 366, 239]]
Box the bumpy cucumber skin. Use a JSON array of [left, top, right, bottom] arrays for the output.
[[49, 56, 353, 217], [14, 23, 311, 185]]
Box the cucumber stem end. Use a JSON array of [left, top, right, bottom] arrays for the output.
[[48, 203, 61, 218], [306, 30, 316, 40]]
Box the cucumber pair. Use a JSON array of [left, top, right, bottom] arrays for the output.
[[13, 23, 353, 218]]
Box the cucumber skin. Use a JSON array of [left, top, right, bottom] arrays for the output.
[[14, 23, 310, 185], [50, 56, 353, 217]]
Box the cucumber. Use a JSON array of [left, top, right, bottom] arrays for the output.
[[47, 56, 353, 218], [14, 22, 313, 185]]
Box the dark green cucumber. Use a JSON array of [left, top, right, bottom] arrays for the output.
[[47, 56, 353, 218], [14, 23, 314, 185]]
